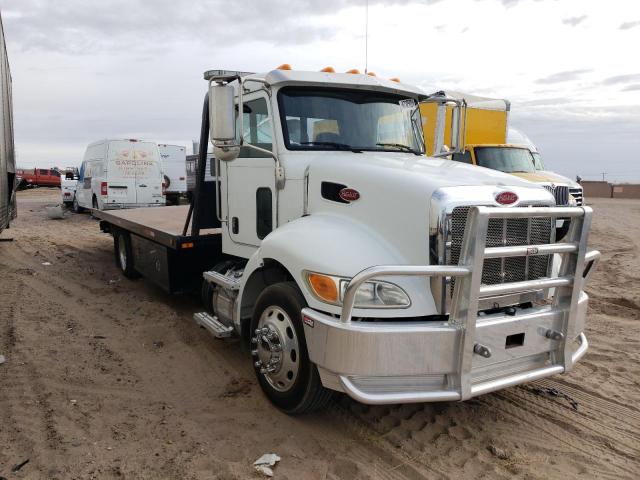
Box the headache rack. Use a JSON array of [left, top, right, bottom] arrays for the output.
[[334, 205, 600, 401]]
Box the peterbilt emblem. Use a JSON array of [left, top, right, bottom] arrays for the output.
[[339, 188, 360, 202], [495, 191, 518, 205]]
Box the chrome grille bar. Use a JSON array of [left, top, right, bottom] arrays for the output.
[[484, 242, 577, 258], [479, 276, 573, 297]]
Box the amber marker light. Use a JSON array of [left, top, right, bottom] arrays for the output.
[[276, 63, 292, 70], [307, 273, 339, 303], [367, 72, 376, 76], [346, 69, 360, 74], [320, 66, 335, 72], [390, 77, 401, 83]]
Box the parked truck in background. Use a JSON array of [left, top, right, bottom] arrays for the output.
[[422, 93, 584, 208], [95, 66, 600, 414], [506, 128, 584, 205], [0, 12, 16, 233], [451, 144, 583, 207], [61, 167, 79, 206], [16, 168, 61, 188], [74, 139, 165, 212], [186, 152, 216, 194], [420, 91, 510, 157], [158, 144, 188, 205]]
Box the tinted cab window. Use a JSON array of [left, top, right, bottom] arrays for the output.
[[239, 98, 272, 157], [452, 151, 473, 164]]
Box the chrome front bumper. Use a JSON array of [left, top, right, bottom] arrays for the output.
[[302, 295, 590, 404], [301, 205, 599, 405]]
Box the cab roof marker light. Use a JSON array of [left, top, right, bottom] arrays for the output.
[[276, 63, 292, 70], [346, 69, 360, 74], [389, 77, 401, 83], [320, 66, 335, 73], [367, 72, 376, 76]]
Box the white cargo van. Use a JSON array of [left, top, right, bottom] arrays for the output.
[[74, 139, 165, 212], [158, 144, 187, 205]]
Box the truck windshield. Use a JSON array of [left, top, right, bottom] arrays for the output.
[[531, 152, 545, 170], [475, 147, 536, 173], [279, 87, 424, 154]]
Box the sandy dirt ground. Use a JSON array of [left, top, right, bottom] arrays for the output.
[[0, 189, 638, 480]]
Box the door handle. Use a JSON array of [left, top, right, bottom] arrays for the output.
[[139, 184, 147, 187]]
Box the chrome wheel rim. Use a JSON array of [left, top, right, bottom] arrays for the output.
[[251, 306, 300, 392], [118, 236, 127, 271]]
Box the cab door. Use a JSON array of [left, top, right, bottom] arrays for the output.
[[224, 94, 276, 247]]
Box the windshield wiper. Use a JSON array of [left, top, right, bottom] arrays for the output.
[[301, 141, 361, 153], [376, 142, 421, 155]]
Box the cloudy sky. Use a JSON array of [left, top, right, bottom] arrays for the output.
[[2, 0, 639, 181]]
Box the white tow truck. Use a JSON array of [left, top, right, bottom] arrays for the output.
[[95, 66, 600, 413]]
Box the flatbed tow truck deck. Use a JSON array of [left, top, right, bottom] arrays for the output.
[[95, 205, 220, 248], [95, 205, 223, 294]]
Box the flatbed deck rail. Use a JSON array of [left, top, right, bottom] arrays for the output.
[[302, 206, 600, 404], [95, 205, 221, 249]]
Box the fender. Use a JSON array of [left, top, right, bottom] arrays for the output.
[[237, 213, 438, 320]]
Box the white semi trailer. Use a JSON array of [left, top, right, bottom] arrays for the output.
[[0, 13, 16, 234], [96, 66, 600, 414]]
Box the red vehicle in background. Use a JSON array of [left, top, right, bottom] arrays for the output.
[[16, 168, 61, 188]]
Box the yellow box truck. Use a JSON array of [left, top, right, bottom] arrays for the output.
[[420, 91, 510, 156]]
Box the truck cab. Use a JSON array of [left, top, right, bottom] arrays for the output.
[[192, 67, 599, 412]]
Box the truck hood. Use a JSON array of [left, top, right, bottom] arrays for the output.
[[303, 151, 542, 190], [303, 151, 552, 268], [510, 170, 580, 188]]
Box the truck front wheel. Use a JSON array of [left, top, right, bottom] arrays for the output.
[[114, 231, 139, 279], [250, 282, 333, 414]]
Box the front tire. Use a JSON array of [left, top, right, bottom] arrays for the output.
[[72, 197, 84, 213], [250, 282, 333, 414], [113, 231, 139, 279]]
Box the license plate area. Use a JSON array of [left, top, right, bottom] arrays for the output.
[[472, 310, 563, 369], [505, 332, 525, 349]]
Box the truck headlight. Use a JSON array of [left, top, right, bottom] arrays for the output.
[[305, 272, 410, 308]]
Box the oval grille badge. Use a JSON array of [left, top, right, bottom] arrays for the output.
[[339, 188, 360, 202], [495, 191, 518, 205]]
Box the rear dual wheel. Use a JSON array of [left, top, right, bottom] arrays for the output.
[[113, 231, 139, 279], [250, 282, 333, 414]]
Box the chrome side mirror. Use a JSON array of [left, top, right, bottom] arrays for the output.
[[209, 84, 240, 161]]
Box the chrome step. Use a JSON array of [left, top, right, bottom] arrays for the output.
[[193, 312, 234, 338], [203, 270, 241, 291]]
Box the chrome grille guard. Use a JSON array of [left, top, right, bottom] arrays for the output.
[[338, 205, 600, 401]]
